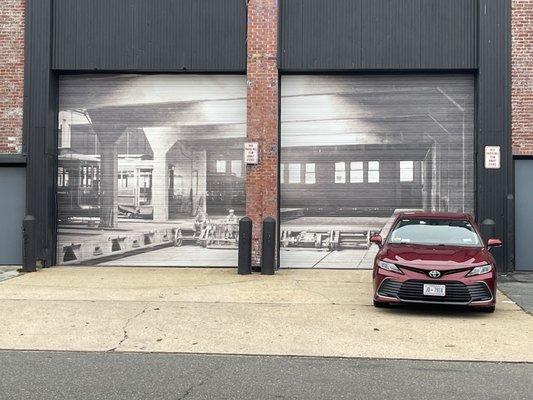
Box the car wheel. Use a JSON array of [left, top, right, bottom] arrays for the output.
[[480, 306, 495, 313], [373, 300, 388, 308]]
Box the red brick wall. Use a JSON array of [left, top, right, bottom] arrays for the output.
[[245, 0, 279, 264], [0, 0, 24, 154], [512, 0, 533, 156]]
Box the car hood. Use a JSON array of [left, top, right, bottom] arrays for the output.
[[380, 243, 490, 269]]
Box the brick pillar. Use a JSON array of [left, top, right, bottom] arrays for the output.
[[246, 0, 279, 265], [511, 0, 533, 155], [0, 0, 25, 154]]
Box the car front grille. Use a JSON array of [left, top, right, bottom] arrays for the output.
[[377, 279, 492, 304], [467, 282, 493, 302]]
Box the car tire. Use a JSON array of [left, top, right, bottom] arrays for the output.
[[480, 306, 495, 313], [373, 300, 388, 308]]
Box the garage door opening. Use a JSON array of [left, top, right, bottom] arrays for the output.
[[56, 74, 246, 266], [280, 75, 475, 269]]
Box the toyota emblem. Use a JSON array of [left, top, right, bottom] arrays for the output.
[[429, 270, 441, 278]]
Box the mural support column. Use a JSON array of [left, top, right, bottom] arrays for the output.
[[246, 0, 279, 265], [144, 128, 181, 221], [95, 127, 124, 228], [99, 143, 119, 228]]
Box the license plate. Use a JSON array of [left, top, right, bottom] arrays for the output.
[[423, 284, 446, 297]]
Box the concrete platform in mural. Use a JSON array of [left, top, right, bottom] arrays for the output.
[[1, 267, 532, 362], [280, 215, 394, 268], [101, 246, 238, 267], [57, 216, 238, 267], [58, 215, 393, 268]]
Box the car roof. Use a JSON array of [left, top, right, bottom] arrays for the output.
[[395, 211, 473, 221]]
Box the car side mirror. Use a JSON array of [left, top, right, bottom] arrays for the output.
[[370, 234, 383, 248], [487, 238, 502, 250]]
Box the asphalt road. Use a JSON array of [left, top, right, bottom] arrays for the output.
[[499, 273, 533, 314], [0, 351, 531, 400]]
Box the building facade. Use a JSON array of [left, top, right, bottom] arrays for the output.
[[0, 0, 531, 272]]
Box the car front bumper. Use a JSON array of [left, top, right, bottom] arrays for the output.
[[373, 268, 496, 307]]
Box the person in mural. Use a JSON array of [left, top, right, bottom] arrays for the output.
[[194, 209, 209, 235], [224, 209, 238, 239]]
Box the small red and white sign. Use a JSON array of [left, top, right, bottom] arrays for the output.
[[484, 146, 500, 169]]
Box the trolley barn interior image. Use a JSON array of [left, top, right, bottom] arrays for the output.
[[57, 75, 246, 266], [280, 75, 475, 268]]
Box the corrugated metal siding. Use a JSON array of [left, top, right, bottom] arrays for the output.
[[23, 0, 58, 266], [52, 0, 246, 72], [420, 0, 477, 69], [302, 0, 362, 69], [476, 0, 513, 271], [361, 0, 421, 69], [280, 0, 478, 71]]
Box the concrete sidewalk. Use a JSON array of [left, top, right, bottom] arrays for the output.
[[0, 267, 532, 362]]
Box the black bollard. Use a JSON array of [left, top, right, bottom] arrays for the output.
[[22, 215, 37, 272], [480, 218, 496, 244], [261, 217, 276, 275], [238, 217, 252, 275]]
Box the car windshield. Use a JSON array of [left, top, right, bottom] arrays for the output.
[[388, 218, 482, 247]]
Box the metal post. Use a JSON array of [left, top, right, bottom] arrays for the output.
[[22, 215, 37, 272], [261, 217, 276, 275], [238, 217, 252, 275]]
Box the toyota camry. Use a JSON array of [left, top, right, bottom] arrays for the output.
[[371, 212, 500, 312]]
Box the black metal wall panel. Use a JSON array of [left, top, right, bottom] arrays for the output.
[[131, 0, 191, 70], [23, 0, 58, 267], [303, 0, 363, 69], [420, 0, 477, 69], [190, 0, 247, 70], [279, 0, 478, 71], [361, 0, 421, 69], [477, 0, 513, 271], [52, 0, 246, 72]]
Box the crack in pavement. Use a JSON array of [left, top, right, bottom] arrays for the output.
[[108, 305, 148, 352], [176, 378, 208, 400]]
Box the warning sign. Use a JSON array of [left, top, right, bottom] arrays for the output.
[[244, 142, 259, 165], [484, 146, 501, 169]]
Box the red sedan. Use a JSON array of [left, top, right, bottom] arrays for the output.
[[371, 212, 500, 312]]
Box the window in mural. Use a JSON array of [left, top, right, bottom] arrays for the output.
[[368, 161, 380, 183], [56, 74, 246, 267], [288, 164, 301, 184], [305, 163, 316, 184], [400, 161, 414, 182], [350, 162, 364, 183], [335, 162, 346, 183]]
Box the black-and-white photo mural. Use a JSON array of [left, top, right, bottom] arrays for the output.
[[57, 75, 246, 266], [280, 75, 475, 269]]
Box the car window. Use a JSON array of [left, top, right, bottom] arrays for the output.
[[388, 218, 482, 247]]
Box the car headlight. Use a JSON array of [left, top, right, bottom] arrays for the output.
[[466, 264, 493, 276], [378, 260, 403, 274]]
